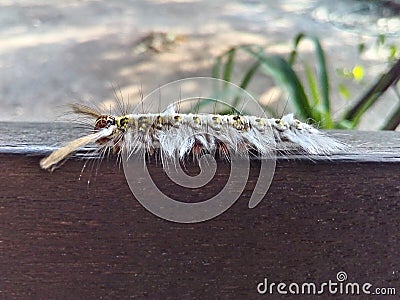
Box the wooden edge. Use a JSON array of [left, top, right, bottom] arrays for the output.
[[1, 122, 400, 298]]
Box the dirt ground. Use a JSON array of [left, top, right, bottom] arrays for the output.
[[0, 0, 398, 128]]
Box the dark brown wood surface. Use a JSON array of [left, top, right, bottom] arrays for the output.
[[1, 122, 400, 299]]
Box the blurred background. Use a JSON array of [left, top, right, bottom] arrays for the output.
[[0, 0, 399, 129]]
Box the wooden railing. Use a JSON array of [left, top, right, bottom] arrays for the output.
[[1, 122, 399, 298]]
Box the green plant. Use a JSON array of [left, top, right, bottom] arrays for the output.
[[211, 33, 400, 130], [342, 34, 400, 129]]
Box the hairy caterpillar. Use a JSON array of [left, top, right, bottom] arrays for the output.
[[39, 77, 350, 222], [40, 102, 347, 171]]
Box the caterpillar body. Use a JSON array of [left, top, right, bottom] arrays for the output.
[[39, 77, 351, 222], [40, 103, 348, 171]]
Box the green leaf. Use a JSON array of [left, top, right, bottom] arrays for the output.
[[212, 55, 222, 79], [239, 61, 261, 90], [240, 45, 315, 120], [336, 119, 356, 129], [378, 34, 386, 46], [338, 84, 351, 99], [304, 62, 320, 107], [232, 60, 261, 109], [222, 49, 236, 84], [288, 33, 305, 65], [288, 34, 332, 127], [388, 44, 398, 61], [358, 42, 366, 54]]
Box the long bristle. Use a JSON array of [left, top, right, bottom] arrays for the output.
[[40, 126, 115, 171], [70, 103, 102, 118]]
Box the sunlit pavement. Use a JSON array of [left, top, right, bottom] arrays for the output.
[[0, 0, 397, 128]]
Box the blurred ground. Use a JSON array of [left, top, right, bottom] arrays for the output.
[[0, 0, 399, 128]]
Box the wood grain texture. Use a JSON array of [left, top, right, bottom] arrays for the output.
[[1, 122, 400, 299]]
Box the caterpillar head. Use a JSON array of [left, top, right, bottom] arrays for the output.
[[94, 114, 118, 145]]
